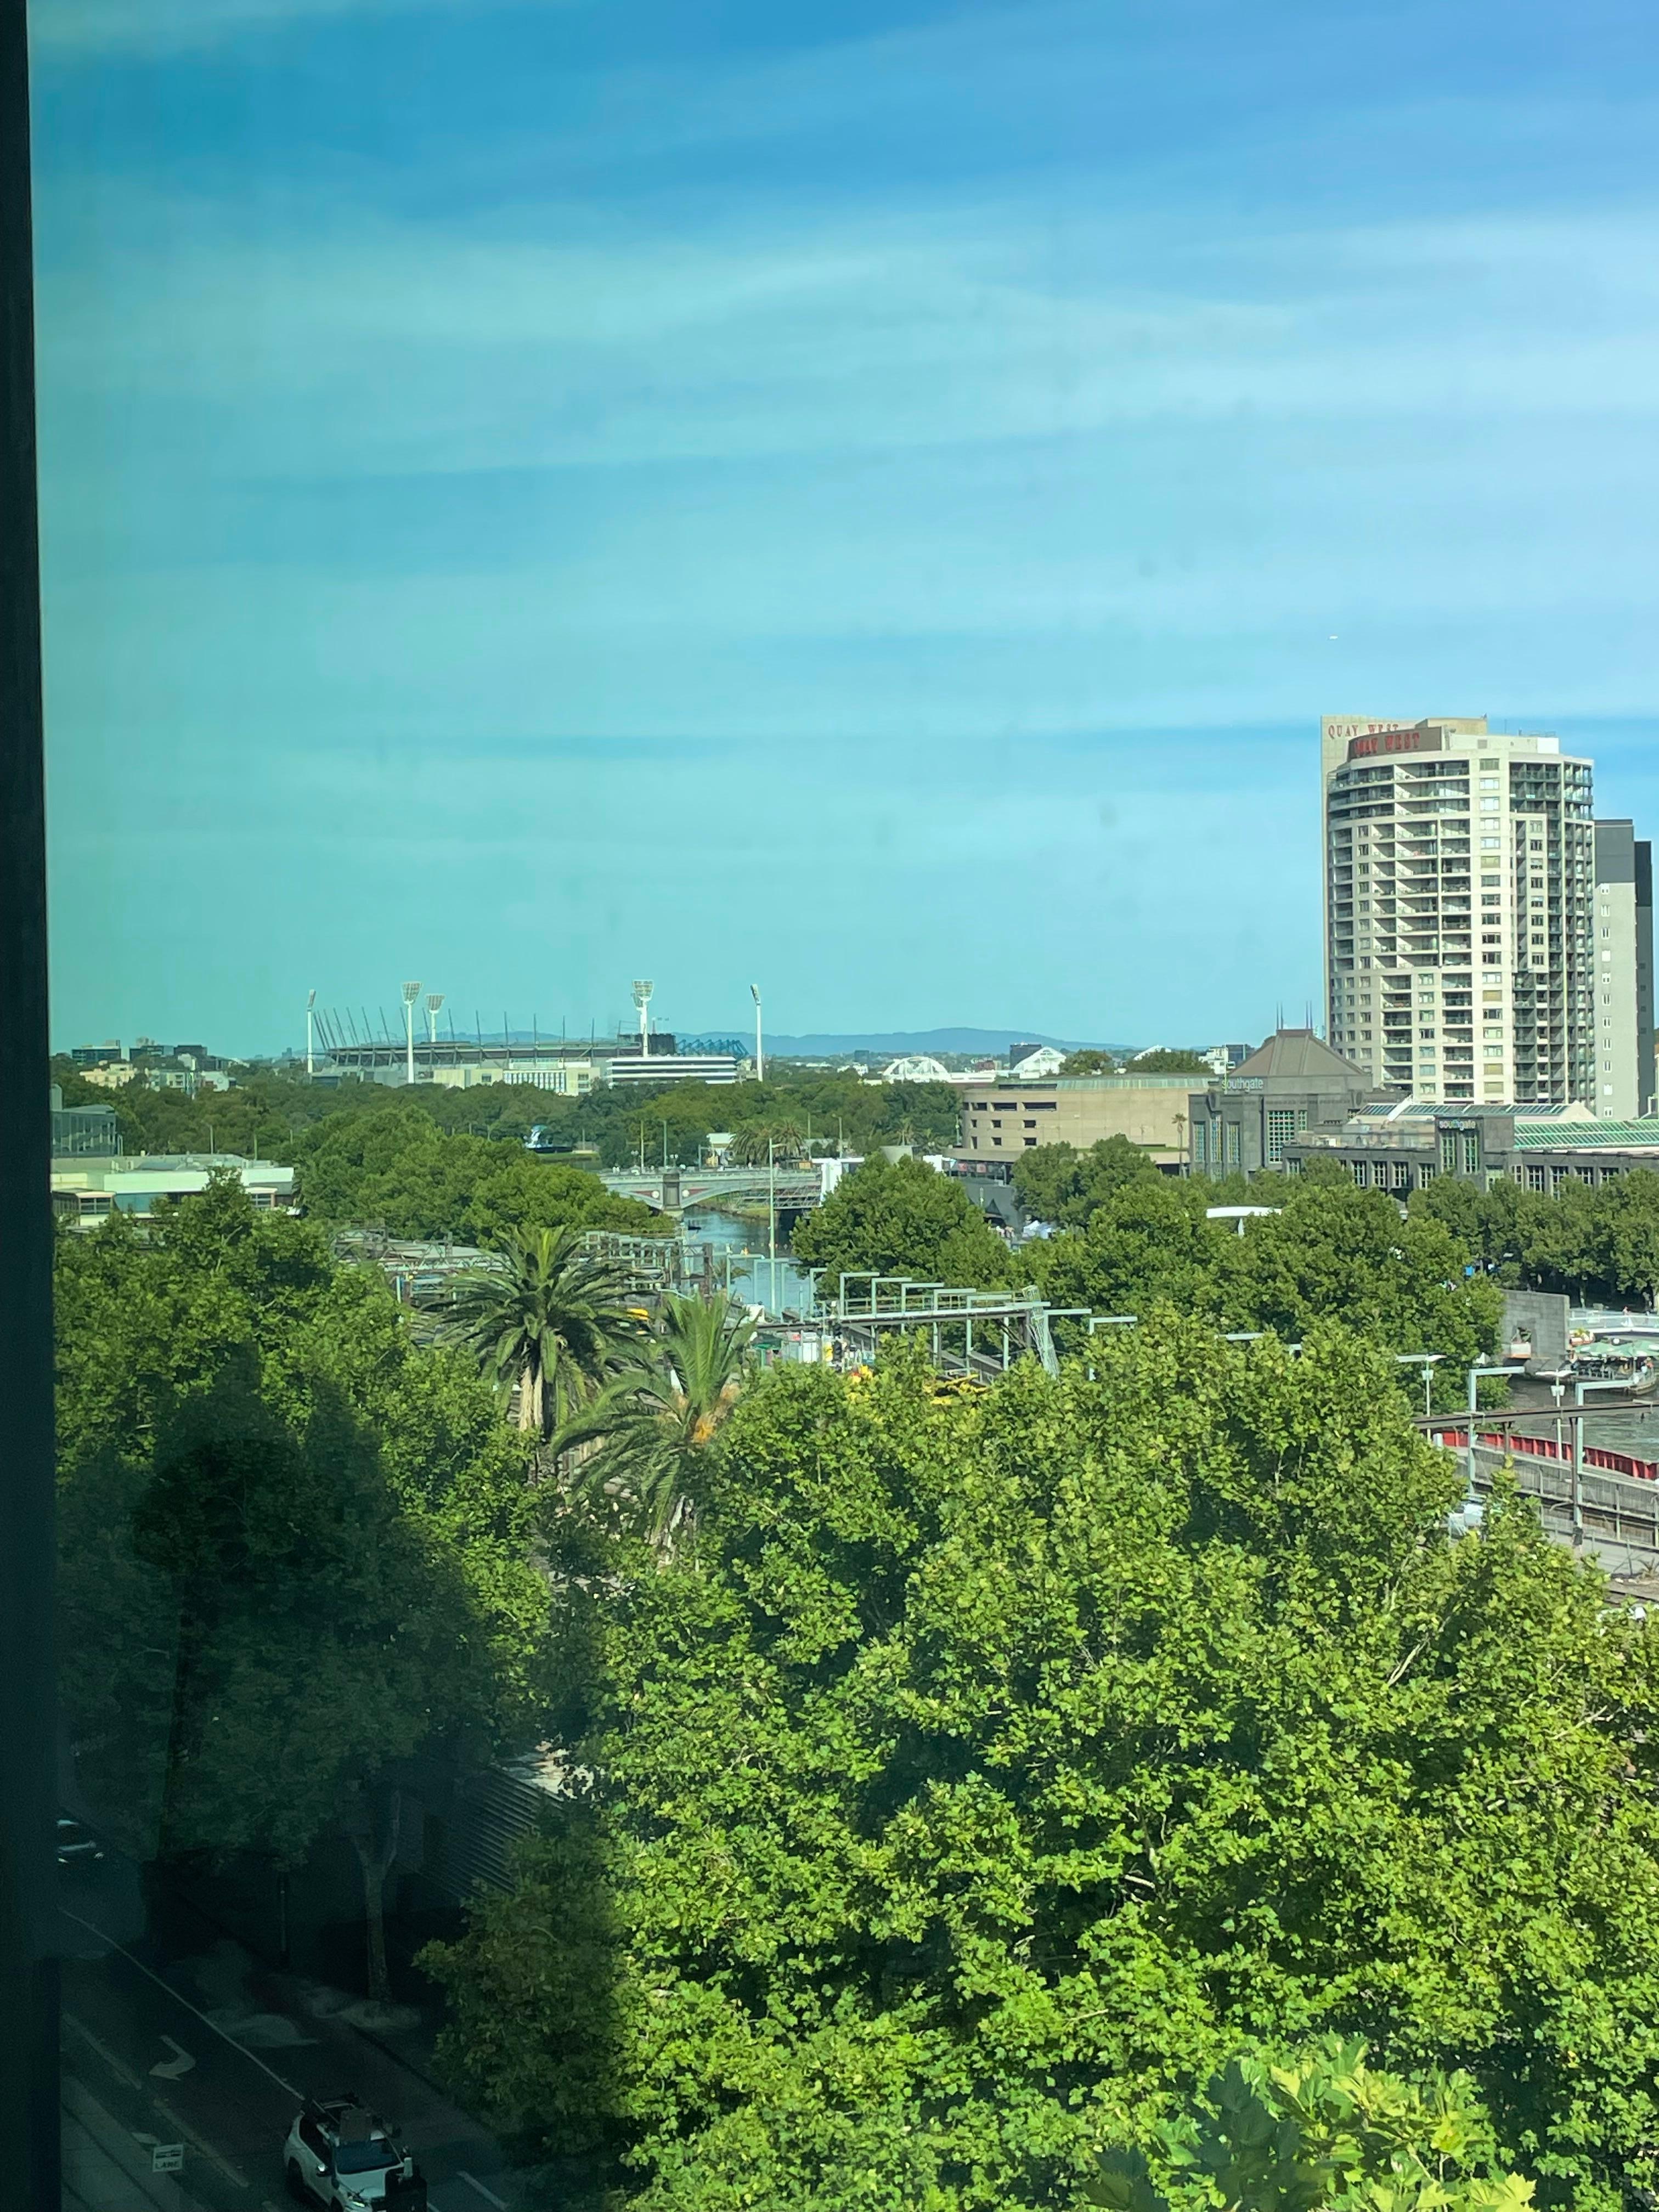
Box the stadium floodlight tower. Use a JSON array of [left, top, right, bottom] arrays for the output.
[[632, 979, 653, 1061], [750, 982, 763, 1082], [425, 991, 445, 1047], [306, 989, 317, 1078], [401, 980, 422, 1085]]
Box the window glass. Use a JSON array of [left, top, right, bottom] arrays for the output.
[[27, 2, 1659, 2209]]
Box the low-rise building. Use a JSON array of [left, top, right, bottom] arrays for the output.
[[51, 1153, 297, 1227], [1202, 1042, 1254, 1075], [1188, 1029, 1380, 1176], [1282, 1100, 1659, 1195], [50, 1085, 121, 1156], [959, 1073, 1197, 1164]]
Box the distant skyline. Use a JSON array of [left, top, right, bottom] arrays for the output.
[[32, 0, 1659, 1049]]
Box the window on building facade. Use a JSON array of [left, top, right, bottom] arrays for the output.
[[1266, 1108, 1299, 1163]]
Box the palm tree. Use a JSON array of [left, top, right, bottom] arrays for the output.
[[442, 1226, 648, 1441], [561, 1291, 758, 1539]]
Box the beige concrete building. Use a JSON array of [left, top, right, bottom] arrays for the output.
[[959, 1074, 1195, 1164], [1322, 715, 1596, 1106], [1592, 821, 1656, 1119]]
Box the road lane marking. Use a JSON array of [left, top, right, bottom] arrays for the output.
[[458, 2174, 506, 2208], [153, 2093, 250, 2189], [59, 1908, 302, 2097], [63, 2008, 144, 2092], [151, 2034, 196, 2080]]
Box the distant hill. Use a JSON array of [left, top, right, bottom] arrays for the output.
[[753, 1028, 1133, 1060]]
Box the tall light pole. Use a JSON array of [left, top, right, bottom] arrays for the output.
[[633, 979, 653, 1061], [401, 980, 421, 1086], [425, 991, 445, 1047], [1395, 1350, 1443, 1418], [306, 989, 317, 1079], [751, 982, 763, 1082]]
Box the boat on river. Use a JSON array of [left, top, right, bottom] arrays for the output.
[[1568, 1333, 1659, 1399]]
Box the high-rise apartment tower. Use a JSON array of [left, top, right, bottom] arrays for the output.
[[1322, 716, 1595, 1104], [1591, 820, 1655, 1119]]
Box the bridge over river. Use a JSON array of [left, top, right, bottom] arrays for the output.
[[599, 1165, 826, 1213]]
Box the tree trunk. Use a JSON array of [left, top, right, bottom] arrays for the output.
[[157, 1594, 210, 1860], [350, 1792, 400, 2005], [517, 1360, 541, 1433]]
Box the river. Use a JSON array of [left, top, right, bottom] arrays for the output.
[[683, 1208, 816, 1316]]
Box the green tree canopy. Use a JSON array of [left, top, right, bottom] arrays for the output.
[[443, 1224, 650, 1438], [560, 1291, 759, 1542], [55, 1180, 550, 2000], [1126, 1048, 1211, 1073], [1088, 2038, 1531, 2211], [791, 1152, 1016, 1294], [1030, 1181, 1498, 1399], [284, 1107, 659, 1240], [1410, 1167, 1659, 1311], [1222, 1182, 1500, 1372], [50, 1051, 972, 1192], [423, 1324, 1659, 2210], [1012, 1135, 1162, 1228], [1029, 1175, 1235, 1324]]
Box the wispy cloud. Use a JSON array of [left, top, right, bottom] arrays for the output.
[[31, 0, 485, 58], [40, 186, 1659, 474], [33, 0, 1659, 1044]]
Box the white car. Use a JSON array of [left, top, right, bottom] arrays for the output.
[[284, 2095, 425, 2211]]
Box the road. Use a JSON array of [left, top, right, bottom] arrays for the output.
[[57, 1858, 512, 2212]]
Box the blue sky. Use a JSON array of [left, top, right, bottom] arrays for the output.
[[31, 0, 1659, 1053]]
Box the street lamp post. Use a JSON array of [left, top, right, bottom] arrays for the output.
[[1543, 1365, 1570, 1488], [1460, 1361, 1513, 1497], [751, 983, 763, 1082], [400, 981, 422, 1086], [1574, 1375, 1628, 1545], [1395, 1351, 1443, 1418]]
